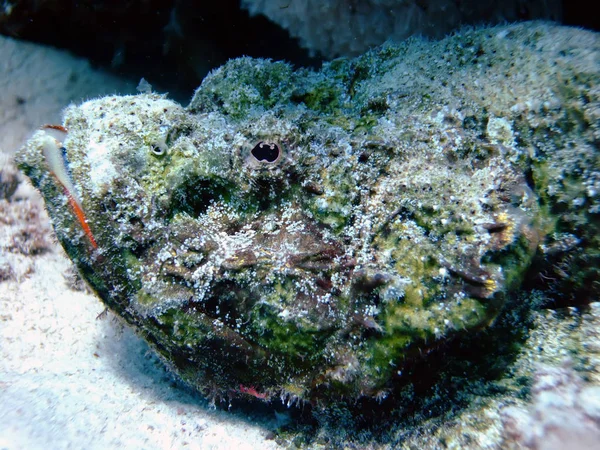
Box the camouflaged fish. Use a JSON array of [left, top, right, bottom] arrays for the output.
[[16, 23, 599, 404]]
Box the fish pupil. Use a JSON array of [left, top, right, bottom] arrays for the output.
[[251, 142, 280, 163]]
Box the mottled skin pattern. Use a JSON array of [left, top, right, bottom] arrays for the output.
[[16, 23, 599, 404]]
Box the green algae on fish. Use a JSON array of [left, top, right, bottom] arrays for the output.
[[15, 22, 599, 404]]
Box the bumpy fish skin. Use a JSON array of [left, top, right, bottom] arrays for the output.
[[16, 23, 599, 403]]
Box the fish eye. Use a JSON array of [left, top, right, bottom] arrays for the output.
[[151, 145, 166, 156], [251, 141, 280, 163]]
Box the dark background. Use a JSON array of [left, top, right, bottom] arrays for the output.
[[1, 0, 597, 102]]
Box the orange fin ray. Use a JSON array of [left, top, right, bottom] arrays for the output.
[[66, 190, 98, 249]]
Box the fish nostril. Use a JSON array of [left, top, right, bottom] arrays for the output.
[[251, 141, 280, 163]]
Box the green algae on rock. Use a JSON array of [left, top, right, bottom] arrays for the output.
[[16, 22, 599, 403]]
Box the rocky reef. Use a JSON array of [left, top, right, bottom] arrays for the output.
[[15, 22, 599, 407], [242, 0, 561, 58]]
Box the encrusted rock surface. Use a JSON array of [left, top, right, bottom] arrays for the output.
[[15, 22, 600, 405]]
